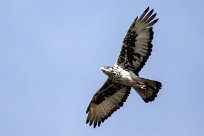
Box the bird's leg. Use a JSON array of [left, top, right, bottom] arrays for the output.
[[140, 84, 147, 90]]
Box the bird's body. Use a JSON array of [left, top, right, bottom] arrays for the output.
[[101, 65, 139, 86], [101, 64, 161, 102], [86, 7, 162, 128]]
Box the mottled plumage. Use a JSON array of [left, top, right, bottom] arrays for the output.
[[86, 7, 162, 128]]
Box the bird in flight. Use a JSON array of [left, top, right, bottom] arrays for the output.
[[86, 7, 162, 128]]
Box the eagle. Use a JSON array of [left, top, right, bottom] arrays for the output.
[[86, 7, 162, 128]]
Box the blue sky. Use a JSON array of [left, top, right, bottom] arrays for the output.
[[0, 0, 204, 136]]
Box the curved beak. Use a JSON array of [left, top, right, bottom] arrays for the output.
[[100, 67, 111, 76], [100, 67, 106, 72]]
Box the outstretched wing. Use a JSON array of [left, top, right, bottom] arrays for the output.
[[86, 78, 131, 128], [117, 7, 158, 74]]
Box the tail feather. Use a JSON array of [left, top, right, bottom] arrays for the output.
[[133, 77, 162, 103]]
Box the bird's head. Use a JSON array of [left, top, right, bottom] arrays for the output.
[[100, 66, 121, 78], [100, 66, 113, 76]]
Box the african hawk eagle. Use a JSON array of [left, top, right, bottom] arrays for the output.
[[86, 7, 162, 128]]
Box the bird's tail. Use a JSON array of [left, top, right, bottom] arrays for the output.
[[133, 77, 162, 103]]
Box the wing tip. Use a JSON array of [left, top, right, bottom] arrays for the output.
[[145, 7, 150, 13], [154, 18, 159, 23], [149, 9, 154, 15]]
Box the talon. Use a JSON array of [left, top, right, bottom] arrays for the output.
[[141, 84, 147, 90]]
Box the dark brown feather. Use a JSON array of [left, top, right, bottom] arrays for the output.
[[116, 7, 158, 74], [86, 78, 131, 127]]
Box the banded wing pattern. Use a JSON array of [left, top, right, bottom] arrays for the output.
[[117, 7, 158, 74], [86, 78, 131, 127]]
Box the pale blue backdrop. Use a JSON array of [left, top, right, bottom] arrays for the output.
[[0, 0, 204, 136]]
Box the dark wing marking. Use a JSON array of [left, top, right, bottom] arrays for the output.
[[86, 78, 131, 128], [116, 7, 158, 74]]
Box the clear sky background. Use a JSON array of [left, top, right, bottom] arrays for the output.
[[0, 0, 204, 136]]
